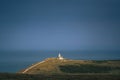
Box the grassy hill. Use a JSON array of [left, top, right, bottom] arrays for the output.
[[20, 58, 120, 74], [0, 58, 120, 80]]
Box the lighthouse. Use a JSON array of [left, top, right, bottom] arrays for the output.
[[58, 53, 64, 60]]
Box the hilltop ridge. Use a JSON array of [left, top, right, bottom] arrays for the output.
[[21, 58, 85, 74], [20, 57, 120, 74]]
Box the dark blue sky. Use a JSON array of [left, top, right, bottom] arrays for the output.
[[0, 0, 120, 51]]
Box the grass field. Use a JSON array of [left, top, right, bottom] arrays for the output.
[[20, 58, 120, 74], [1, 58, 120, 80]]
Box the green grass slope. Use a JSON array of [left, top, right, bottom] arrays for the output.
[[21, 58, 120, 74]]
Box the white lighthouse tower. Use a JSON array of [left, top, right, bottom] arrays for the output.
[[58, 53, 64, 60]]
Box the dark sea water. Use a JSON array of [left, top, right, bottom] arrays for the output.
[[0, 50, 120, 73]]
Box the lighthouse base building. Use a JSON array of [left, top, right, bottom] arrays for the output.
[[58, 53, 64, 60]]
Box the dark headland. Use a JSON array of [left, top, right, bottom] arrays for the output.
[[0, 54, 120, 80]]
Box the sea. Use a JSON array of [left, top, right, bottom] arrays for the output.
[[0, 50, 120, 73]]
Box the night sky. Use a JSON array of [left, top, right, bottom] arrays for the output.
[[0, 0, 120, 51]]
